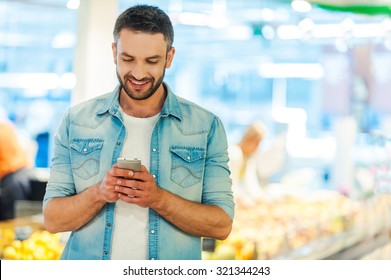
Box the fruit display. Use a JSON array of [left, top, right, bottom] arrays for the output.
[[204, 189, 391, 260], [0, 227, 65, 260], [202, 237, 257, 260]]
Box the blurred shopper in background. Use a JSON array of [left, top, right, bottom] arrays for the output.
[[0, 121, 34, 221], [43, 4, 234, 260], [228, 122, 286, 197], [228, 122, 267, 193]]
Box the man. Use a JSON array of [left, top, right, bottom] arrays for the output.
[[43, 4, 234, 260], [228, 122, 286, 196], [0, 121, 33, 221]]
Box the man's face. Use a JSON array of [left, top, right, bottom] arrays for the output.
[[112, 29, 175, 101]]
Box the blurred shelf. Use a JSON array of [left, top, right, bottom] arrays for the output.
[[0, 214, 44, 231], [361, 239, 391, 260], [272, 216, 391, 260], [325, 230, 390, 260]]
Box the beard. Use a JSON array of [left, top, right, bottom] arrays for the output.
[[116, 68, 166, 101]]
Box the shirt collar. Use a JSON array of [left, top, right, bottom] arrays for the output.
[[161, 83, 182, 121], [96, 82, 182, 121], [96, 84, 121, 116]]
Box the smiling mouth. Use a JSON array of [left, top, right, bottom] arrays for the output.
[[128, 79, 150, 89], [132, 80, 148, 85]]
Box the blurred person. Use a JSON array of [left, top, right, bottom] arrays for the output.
[[0, 121, 34, 221], [228, 122, 266, 191], [228, 122, 286, 196], [43, 4, 234, 260]]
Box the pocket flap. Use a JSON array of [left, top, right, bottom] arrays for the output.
[[70, 139, 104, 154], [170, 146, 205, 163]]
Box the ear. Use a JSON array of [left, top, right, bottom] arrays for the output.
[[165, 47, 175, 69], [112, 42, 117, 65]]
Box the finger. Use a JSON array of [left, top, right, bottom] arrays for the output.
[[109, 166, 127, 180], [129, 171, 146, 181], [115, 185, 142, 197], [113, 167, 134, 179], [116, 178, 140, 189], [131, 169, 155, 182], [101, 172, 116, 189], [106, 172, 121, 186], [118, 193, 143, 204], [140, 165, 149, 172]]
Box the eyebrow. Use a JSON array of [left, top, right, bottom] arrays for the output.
[[120, 52, 163, 60]]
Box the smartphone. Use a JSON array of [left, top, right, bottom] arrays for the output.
[[117, 157, 141, 171]]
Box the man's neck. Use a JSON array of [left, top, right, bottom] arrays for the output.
[[119, 86, 166, 118]]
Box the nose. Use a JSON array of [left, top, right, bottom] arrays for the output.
[[131, 62, 146, 80]]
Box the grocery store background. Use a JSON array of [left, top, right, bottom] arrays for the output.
[[1, 0, 391, 260]]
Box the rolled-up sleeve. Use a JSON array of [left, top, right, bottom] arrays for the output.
[[43, 109, 76, 206], [202, 116, 235, 220]]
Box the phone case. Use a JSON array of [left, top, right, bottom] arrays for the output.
[[117, 158, 141, 171]]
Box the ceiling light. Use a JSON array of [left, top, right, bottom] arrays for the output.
[[335, 38, 348, 53], [341, 18, 355, 33], [208, 15, 229, 29], [258, 63, 325, 79], [291, 0, 312, 13], [226, 25, 252, 40], [67, 0, 80, 10], [51, 32, 76, 49], [352, 23, 384, 38], [260, 8, 275, 22], [177, 12, 208, 26], [277, 25, 302, 40], [385, 38, 391, 51], [60, 73, 76, 89], [382, 18, 391, 33], [262, 25, 275, 40], [298, 18, 314, 32]]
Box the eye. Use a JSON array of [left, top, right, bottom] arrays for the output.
[[121, 57, 133, 62], [147, 59, 159, 64]]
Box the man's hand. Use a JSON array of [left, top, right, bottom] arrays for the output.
[[44, 164, 128, 233], [99, 163, 128, 203], [113, 165, 162, 208], [113, 165, 232, 240]]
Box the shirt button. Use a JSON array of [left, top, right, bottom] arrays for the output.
[[152, 148, 157, 152], [104, 251, 108, 255], [187, 156, 191, 160], [107, 223, 111, 227], [83, 148, 87, 152], [117, 141, 121, 145], [152, 174, 156, 178], [150, 230, 155, 234], [150, 258, 155, 260]]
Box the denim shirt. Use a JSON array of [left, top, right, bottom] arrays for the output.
[[43, 83, 234, 260]]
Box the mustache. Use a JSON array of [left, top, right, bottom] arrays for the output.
[[124, 74, 151, 83]]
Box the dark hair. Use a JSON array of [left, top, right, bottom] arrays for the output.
[[113, 4, 174, 50]]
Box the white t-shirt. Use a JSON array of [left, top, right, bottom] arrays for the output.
[[110, 110, 160, 260]]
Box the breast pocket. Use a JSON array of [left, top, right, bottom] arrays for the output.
[[70, 138, 104, 180], [170, 146, 206, 188]]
